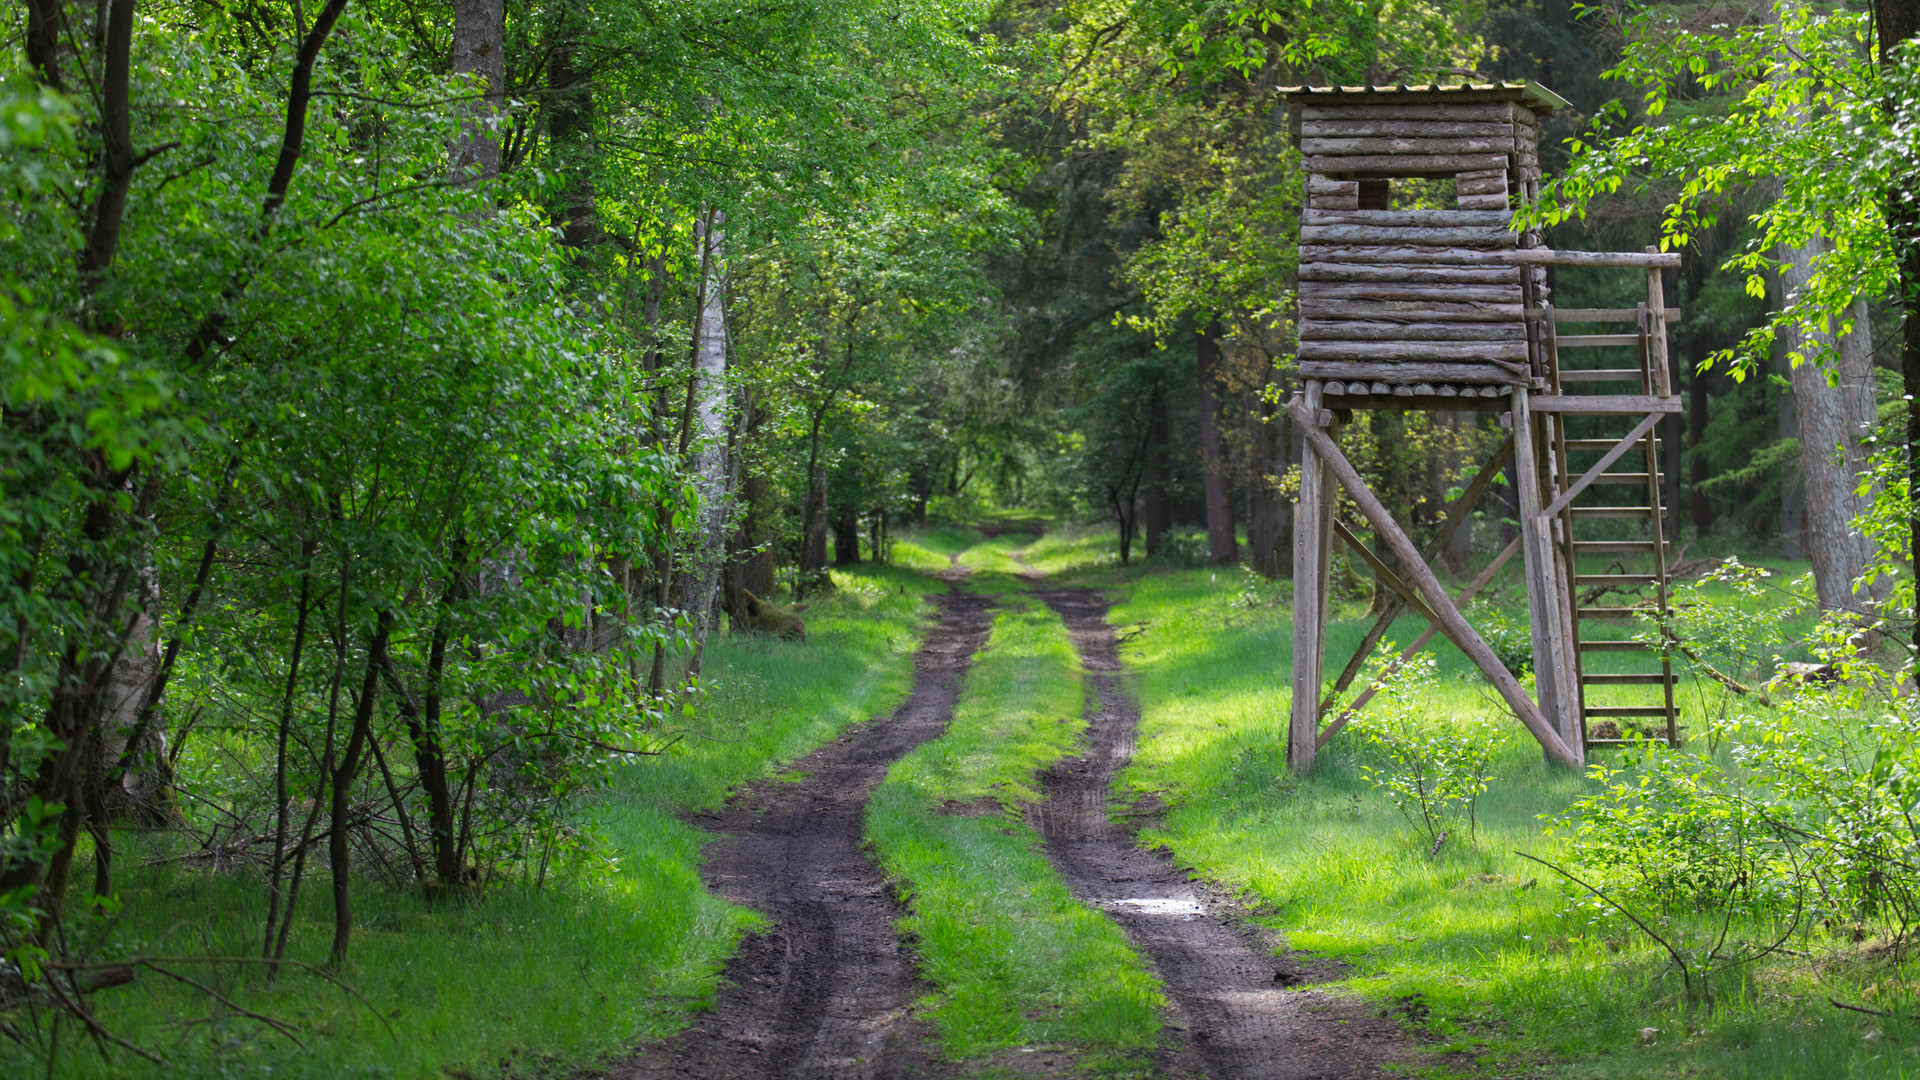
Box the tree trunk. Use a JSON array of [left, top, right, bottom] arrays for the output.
[[1141, 385, 1170, 557], [683, 210, 731, 653], [833, 501, 860, 565], [450, 0, 505, 179], [1196, 320, 1238, 564], [1874, 0, 1920, 657], [546, 0, 594, 249], [1777, 234, 1882, 612], [1244, 379, 1292, 578], [331, 617, 390, 968]]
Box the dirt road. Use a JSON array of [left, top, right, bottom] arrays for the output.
[[610, 586, 992, 1080], [1029, 587, 1417, 1080]]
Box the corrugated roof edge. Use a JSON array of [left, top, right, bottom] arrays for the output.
[[1278, 81, 1571, 112]]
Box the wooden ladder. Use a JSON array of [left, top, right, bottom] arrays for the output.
[[1546, 302, 1681, 750]]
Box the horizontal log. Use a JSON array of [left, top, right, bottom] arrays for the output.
[[1456, 176, 1509, 194], [1306, 152, 1511, 175], [1302, 359, 1524, 385], [1299, 224, 1519, 247], [1310, 195, 1360, 210], [1504, 248, 1681, 268], [1301, 282, 1523, 303], [1456, 168, 1507, 181], [1318, 392, 1510, 410], [1457, 194, 1512, 210], [1300, 103, 1526, 122], [1529, 394, 1682, 414], [1299, 340, 1529, 362], [1299, 262, 1521, 284], [1308, 178, 1359, 194], [1541, 307, 1682, 322], [1301, 318, 1525, 340], [1303, 209, 1512, 226], [1300, 244, 1515, 265], [1302, 136, 1516, 156], [1302, 120, 1517, 138], [1302, 300, 1525, 321]]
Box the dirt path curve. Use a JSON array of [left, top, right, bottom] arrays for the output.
[[610, 584, 992, 1080], [1028, 587, 1418, 1080]]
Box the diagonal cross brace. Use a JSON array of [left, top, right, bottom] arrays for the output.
[[1287, 396, 1577, 766], [1318, 435, 1515, 717], [1334, 520, 1437, 624], [1540, 411, 1663, 520]]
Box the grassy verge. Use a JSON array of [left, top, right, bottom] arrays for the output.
[[1089, 553, 1919, 1079], [866, 594, 1164, 1069], [33, 564, 938, 1080]]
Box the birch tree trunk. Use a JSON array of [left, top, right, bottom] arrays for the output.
[[682, 209, 732, 666]]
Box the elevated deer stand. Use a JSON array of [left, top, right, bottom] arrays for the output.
[[1282, 82, 1684, 773]]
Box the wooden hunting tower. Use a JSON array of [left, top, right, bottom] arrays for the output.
[[1280, 82, 1683, 772]]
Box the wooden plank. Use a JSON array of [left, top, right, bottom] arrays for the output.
[[1310, 195, 1360, 210], [1647, 259, 1672, 395], [1530, 395, 1682, 414], [1298, 340, 1529, 362], [1301, 299, 1525, 321], [1503, 249, 1681, 268], [1300, 262, 1521, 284], [1540, 412, 1663, 519], [1289, 383, 1329, 774], [1300, 282, 1523, 303], [1302, 120, 1517, 138], [1287, 396, 1576, 766], [1548, 307, 1682, 322], [1317, 393, 1510, 412], [1510, 389, 1579, 763], [1457, 176, 1510, 194], [1304, 209, 1513, 227], [1307, 153, 1512, 176], [1300, 224, 1518, 247], [1300, 103, 1527, 122], [1580, 639, 1650, 652], [1308, 178, 1359, 194], [1456, 167, 1507, 180], [1457, 194, 1511, 210], [1301, 244, 1515, 265], [1557, 336, 1642, 349], [1571, 506, 1653, 518], [1585, 706, 1681, 717], [1301, 319, 1525, 340], [1576, 574, 1658, 587], [1298, 359, 1527, 382], [1302, 136, 1517, 156]]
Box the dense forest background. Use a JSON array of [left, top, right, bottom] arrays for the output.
[[2, 0, 1915, 1068]]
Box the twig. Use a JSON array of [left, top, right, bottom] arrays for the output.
[[1515, 850, 1695, 995], [1830, 997, 1920, 1020]]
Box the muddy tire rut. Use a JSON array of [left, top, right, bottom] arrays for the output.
[[610, 585, 992, 1080], [1028, 587, 1418, 1080]]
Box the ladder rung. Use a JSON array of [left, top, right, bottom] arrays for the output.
[[1582, 673, 1671, 685], [1573, 540, 1669, 553], [1578, 607, 1653, 618], [1586, 706, 1681, 718], [1591, 472, 1660, 485], [1576, 574, 1658, 586], [1586, 738, 1677, 747], [1580, 640, 1651, 652], [1572, 506, 1654, 518], [1558, 338, 1642, 350]]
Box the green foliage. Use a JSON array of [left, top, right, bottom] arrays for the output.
[[1353, 655, 1497, 847]]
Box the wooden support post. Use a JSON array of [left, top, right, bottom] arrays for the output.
[[1508, 388, 1582, 765], [1289, 383, 1331, 774], [1287, 395, 1577, 765], [1646, 249, 1671, 397]]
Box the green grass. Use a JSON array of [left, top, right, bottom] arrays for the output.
[[26, 563, 937, 1080], [1075, 547, 1914, 1079], [866, 595, 1165, 1068]]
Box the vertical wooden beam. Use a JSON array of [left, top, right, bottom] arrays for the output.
[[1289, 382, 1328, 774], [1646, 250, 1671, 397], [1510, 388, 1582, 765]]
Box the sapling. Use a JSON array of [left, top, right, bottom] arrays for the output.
[[1352, 653, 1496, 852]]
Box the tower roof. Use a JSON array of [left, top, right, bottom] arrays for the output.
[[1278, 81, 1570, 114]]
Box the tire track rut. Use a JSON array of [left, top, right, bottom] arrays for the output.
[[1028, 587, 1418, 1080], [611, 585, 993, 1080]]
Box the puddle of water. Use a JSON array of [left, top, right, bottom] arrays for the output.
[[1104, 897, 1205, 918]]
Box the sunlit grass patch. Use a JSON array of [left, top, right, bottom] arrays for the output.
[[867, 596, 1164, 1066]]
